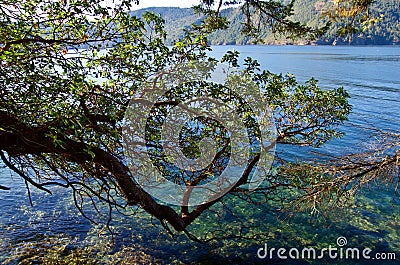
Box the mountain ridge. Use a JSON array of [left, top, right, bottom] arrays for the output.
[[130, 1, 400, 45]]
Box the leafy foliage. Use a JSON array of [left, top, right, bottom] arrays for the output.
[[0, 0, 398, 244]]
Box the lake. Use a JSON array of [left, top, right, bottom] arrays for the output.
[[1, 45, 399, 264]]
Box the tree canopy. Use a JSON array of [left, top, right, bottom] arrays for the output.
[[0, 0, 398, 242]]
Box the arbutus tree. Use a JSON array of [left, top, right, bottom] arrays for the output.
[[0, 0, 398, 242]]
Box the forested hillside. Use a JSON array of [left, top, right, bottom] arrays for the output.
[[131, 0, 399, 45]]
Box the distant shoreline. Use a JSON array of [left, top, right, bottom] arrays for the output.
[[207, 40, 400, 46], [208, 43, 400, 47]]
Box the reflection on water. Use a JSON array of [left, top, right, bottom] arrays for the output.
[[322, 55, 400, 62], [1, 46, 399, 264]]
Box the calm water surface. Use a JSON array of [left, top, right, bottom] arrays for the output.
[[211, 45, 400, 159], [1, 46, 399, 264]]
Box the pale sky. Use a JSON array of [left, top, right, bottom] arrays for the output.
[[133, 0, 201, 9]]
